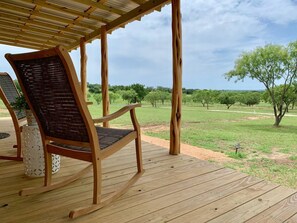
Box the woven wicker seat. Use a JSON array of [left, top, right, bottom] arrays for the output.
[[0, 72, 26, 161], [6, 46, 144, 218]]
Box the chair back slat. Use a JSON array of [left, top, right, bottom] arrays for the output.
[[0, 73, 26, 120], [7, 51, 90, 143]]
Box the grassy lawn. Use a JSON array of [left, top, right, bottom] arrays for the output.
[[144, 104, 297, 188], [1, 99, 297, 188]]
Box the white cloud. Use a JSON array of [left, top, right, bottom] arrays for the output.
[[1, 0, 297, 90]]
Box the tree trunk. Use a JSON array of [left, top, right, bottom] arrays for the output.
[[273, 116, 282, 127]]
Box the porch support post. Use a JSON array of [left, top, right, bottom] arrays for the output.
[[170, 0, 182, 155], [101, 25, 110, 127], [80, 37, 87, 101]]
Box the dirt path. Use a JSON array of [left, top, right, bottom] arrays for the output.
[[141, 134, 232, 162]]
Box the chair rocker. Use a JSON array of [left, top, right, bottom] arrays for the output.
[[6, 46, 144, 218], [0, 72, 26, 161]]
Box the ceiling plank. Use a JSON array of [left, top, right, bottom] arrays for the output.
[[0, 13, 86, 36], [0, 2, 98, 30], [22, 0, 110, 24], [0, 40, 43, 50], [72, 0, 125, 16], [0, 27, 73, 46], [0, 36, 54, 49], [0, 20, 78, 41], [67, 0, 170, 50], [130, 0, 147, 5]]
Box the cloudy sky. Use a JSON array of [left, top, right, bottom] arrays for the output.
[[1, 0, 297, 90]]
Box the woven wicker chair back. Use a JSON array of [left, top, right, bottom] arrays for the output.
[[0, 73, 26, 120], [11, 55, 89, 142]]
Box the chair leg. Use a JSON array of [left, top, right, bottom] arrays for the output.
[[15, 128, 22, 160], [135, 135, 143, 173], [69, 170, 144, 219], [44, 152, 53, 186], [69, 139, 144, 219], [92, 159, 102, 204]]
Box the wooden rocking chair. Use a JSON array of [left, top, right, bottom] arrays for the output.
[[6, 46, 144, 218], [0, 72, 26, 161]]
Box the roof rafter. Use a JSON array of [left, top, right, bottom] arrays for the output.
[[22, 0, 110, 24], [72, 0, 125, 16], [68, 0, 171, 50], [0, 20, 78, 41], [0, 2, 98, 30], [0, 0, 171, 50], [0, 12, 86, 36]]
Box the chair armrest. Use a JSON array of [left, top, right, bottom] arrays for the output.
[[93, 103, 141, 123]]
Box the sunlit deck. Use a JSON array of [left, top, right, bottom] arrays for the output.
[[1, 117, 297, 223]]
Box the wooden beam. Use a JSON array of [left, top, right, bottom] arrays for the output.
[[0, 27, 73, 46], [0, 12, 86, 37], [0, 40, 43, 50], [22, 0, 110, 24], [72, 0, 125, 16], [170, 0, 182, 155], [0, 20, 77, 42], [106, 0, 170, 33], [0, 32, 55, 48], [101, 26, 110, 128], [80, 38, 88, 101], [130, 0, 147, 5], [67, 0, 170, 50], [0, 2, 98, 30]]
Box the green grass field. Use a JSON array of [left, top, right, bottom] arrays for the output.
[[1, 99, 297, 188]]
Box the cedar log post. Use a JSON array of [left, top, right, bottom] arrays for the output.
[[170, 0, 182, 155], [101, 26, 110, 127], [80, 37, 87, 101]]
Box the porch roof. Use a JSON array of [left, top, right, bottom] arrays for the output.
[[0, 0, 170, 50]]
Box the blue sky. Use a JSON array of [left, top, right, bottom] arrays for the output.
[[1, 0, 297, 90]]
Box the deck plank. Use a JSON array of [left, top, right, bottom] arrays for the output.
[[167, 181, 278, 223], [245, 193, 297, 223], [208, 186, 296, 223], [286, 213, 297, 223], [1, 117, 297, 223]]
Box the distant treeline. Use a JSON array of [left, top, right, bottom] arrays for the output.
[[87, 83, 294, 110]]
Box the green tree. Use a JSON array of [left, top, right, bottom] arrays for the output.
[[88, 83, 101, 94], [93, 93, 102, 105], [242, 92, 261, 106], [291, 82, 297, 110], [218, 92, 236, 109], [121, 89, 137, 104], [226, 42, 297, 126], [130, 84, 147, 103], [182, 94, 192, 105], [144, 91, 160, 107], [159, 91, 170, 105], [263, 85, 297, 113], [192, 90, 215, 109], [109, 91, 120, 104]]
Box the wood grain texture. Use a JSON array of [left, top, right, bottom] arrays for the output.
[[80, 37, 87, 101], [1, 118, 297, 222], [170, 0, 182, 155], [101, 25, 110, 128]]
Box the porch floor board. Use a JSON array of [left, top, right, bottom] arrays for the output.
[[1, 117, 297, 223]]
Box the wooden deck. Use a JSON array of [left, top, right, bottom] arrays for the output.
[[1, 117, 297, 223]]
